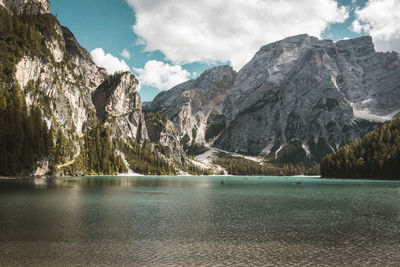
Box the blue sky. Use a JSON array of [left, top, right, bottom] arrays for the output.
[[50, 0, 400, 101]]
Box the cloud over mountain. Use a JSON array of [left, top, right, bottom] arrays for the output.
[[133, 60, 192, 90], [127, 0, 349, 69], [351, 0, 400, 52], [90, 48, 130, 74]]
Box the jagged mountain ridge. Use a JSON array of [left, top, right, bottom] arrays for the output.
[[148, 34, 400, 163]]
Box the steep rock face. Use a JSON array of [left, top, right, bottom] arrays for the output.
[[146, 65, 236, 147], [146, 118, 184, 163], [1, 0, 189, 175], [92, 72, 147, 143], [8, 3, 147, 171], [217, 34, 400, 161], [14, 29, 103, 143], [62, 27, 107, 91], [0, 0, 49, 15], [150, 34, 400, 163]]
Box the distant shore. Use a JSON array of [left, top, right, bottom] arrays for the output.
[[0, 176, 18, 181]]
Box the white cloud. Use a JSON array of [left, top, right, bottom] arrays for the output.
[[133, 60, 192, 90], [90, 48, 130, 74], [127, 0, 349, 70], [120, 48, 131, 60], [351, 0, 400, 52]]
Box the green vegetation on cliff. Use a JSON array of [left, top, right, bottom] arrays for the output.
[[82, 123, 127, 175], [321, 116, 400, 179], [144, 112, 168, 128], [55, 122, 128, 176], [0, 83, 53, 176], [119, 140, 176, 175], [0, 6, 60, 82], [205, 114, 226, 141]]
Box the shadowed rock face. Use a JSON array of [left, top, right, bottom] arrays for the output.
[[92, 72, 148, 142], [150, 34, 400, 162], [92, 72, 141, 121]]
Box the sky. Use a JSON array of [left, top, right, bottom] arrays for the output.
[[50, 0, 400, 101]]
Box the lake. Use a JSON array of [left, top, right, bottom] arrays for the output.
[[1, 176, 400, 266]]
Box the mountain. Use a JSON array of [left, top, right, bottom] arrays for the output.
[[2, 0, 399, 177], [144, 65, 236, 153], [321, 116, 400, 179], [148, 34, 400, 164], [0, 0, 189, 177]]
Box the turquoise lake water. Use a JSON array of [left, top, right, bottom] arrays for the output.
[[1, 176, 400, 266]]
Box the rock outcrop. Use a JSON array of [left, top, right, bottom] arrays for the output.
[[0, 0, 49, 15], [93, 72, 148, 143]]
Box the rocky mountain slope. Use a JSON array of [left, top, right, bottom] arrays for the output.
[[2, 0, 399, 176], [144, 65, 236, 151], [149, 34, 400, 163], [0, 0, 188, 176]]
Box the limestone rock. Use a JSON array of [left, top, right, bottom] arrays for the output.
[[0, 0, 49, 15], [146, 65, 236, 148], [92, 72, 148, 142]]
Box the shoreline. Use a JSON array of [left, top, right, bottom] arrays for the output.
[[3, 174, 400, 182]]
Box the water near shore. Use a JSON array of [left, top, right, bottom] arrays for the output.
[[1, 176, 400, 266]]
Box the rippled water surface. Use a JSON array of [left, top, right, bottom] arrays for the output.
[[1, 176, 400, 266]]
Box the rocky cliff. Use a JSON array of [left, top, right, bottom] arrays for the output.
[[92, 72, 148, 143], [11, 5, 106, 170], [0, 0, 49, 15], [145, 65, 236, 153], [150, 34, 400, 163], [0, 0, 186, 176]]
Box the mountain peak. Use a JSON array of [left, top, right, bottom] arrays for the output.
[[281, 33, 311, 42], [336, 36, 375, 56], [0, 0, 50, 15], [197, 65, 235, 81], [336, 36, 373, 46], [258, 34, 320, 54]]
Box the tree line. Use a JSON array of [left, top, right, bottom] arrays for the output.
[[213, 156, 319, 176], [321, 116, 400, 179], [0, 83, 53, 176]]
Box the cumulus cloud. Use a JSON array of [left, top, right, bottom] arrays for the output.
[[351, 0, 400, 52], [90, 48, 130, 74], [120, 48, 131, 60], [127, 0, 349, 69], [133, 60, 192, 90]]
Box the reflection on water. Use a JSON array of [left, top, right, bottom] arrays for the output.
[[1, 176, 400, 266]]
